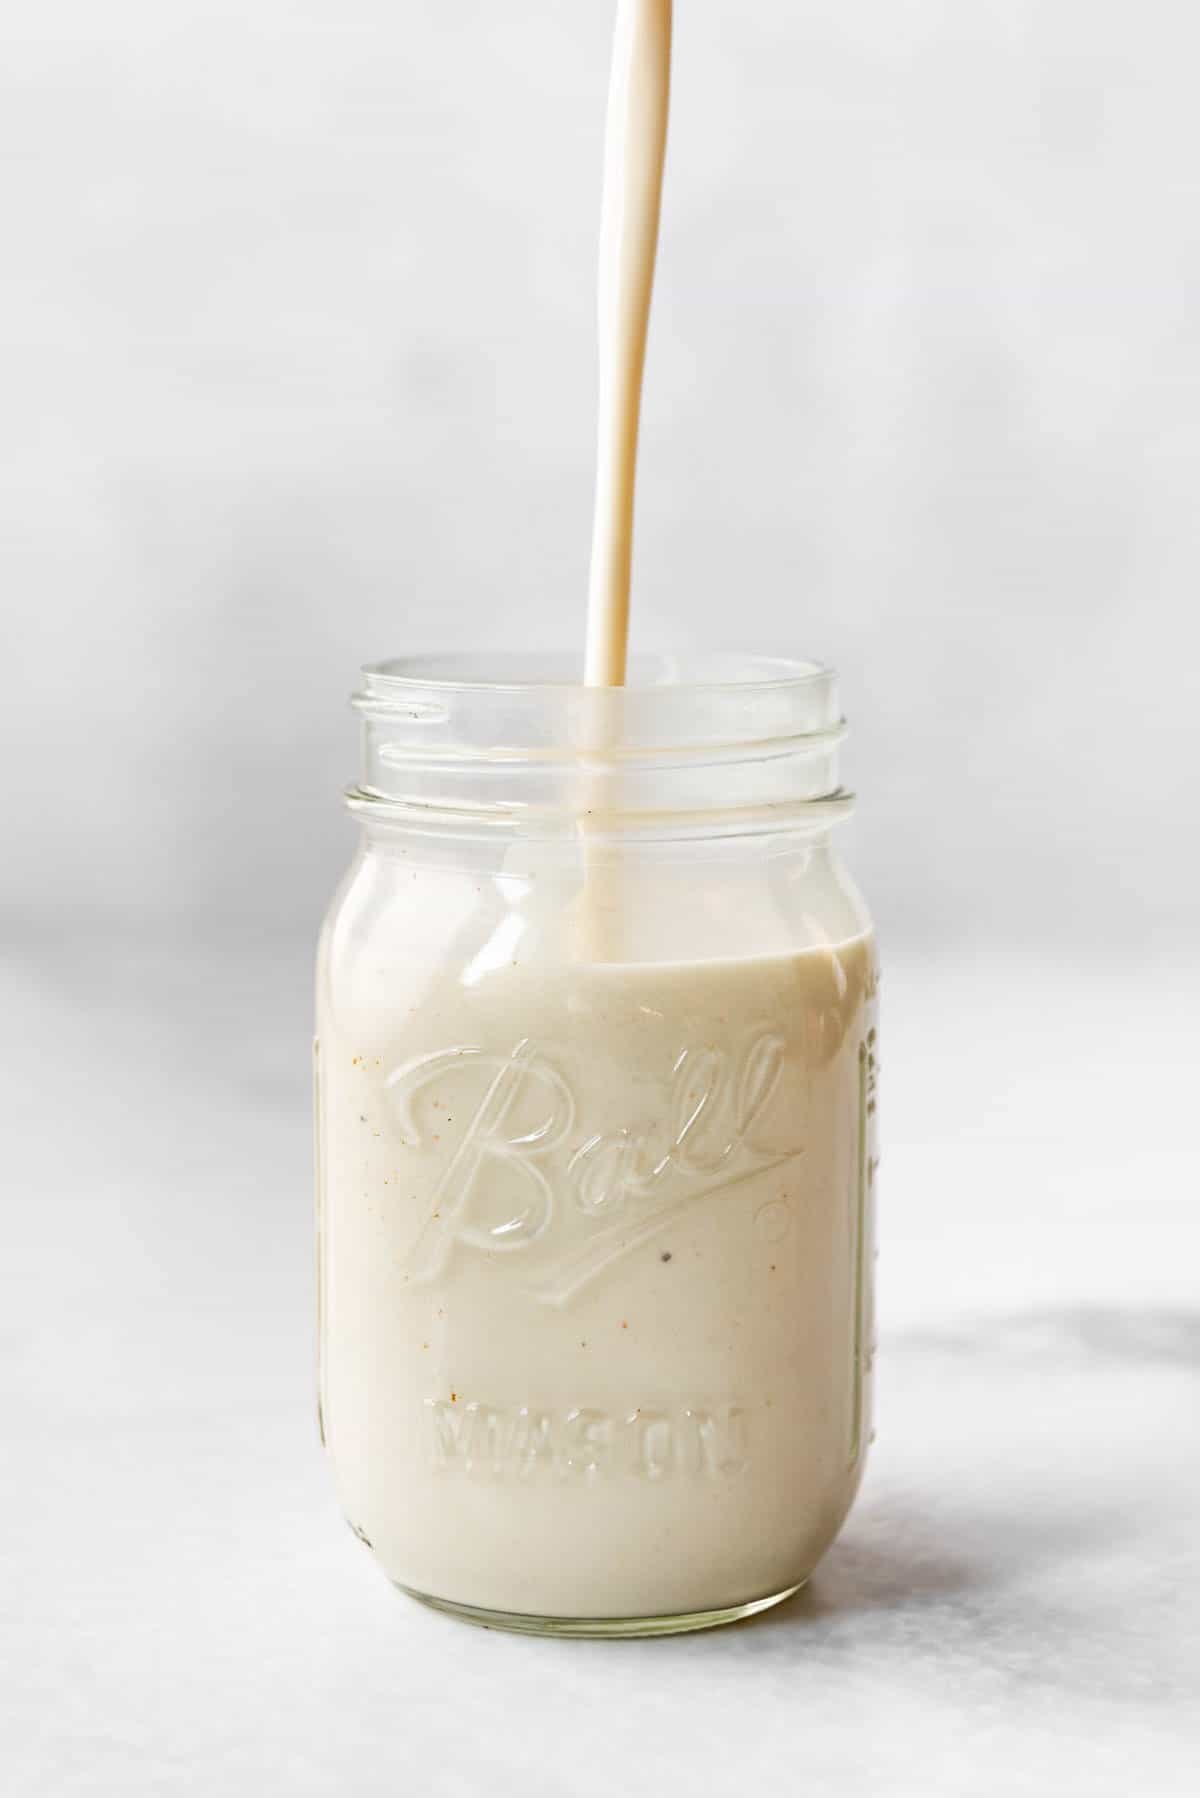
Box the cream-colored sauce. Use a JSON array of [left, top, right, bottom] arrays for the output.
[[584, 0, 672, 687], [318, 923, 878, 1619]]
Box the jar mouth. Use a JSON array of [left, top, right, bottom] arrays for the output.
[[349, 650, 851, 837], [358, 651, 832, 700]]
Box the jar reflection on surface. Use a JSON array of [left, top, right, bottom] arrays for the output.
[[316, 655, 878, 1635]]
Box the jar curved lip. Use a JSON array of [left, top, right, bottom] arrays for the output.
[[358, 650, 833, 700]]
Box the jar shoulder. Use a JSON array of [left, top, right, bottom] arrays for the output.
[[318, 838, 873, 1018]]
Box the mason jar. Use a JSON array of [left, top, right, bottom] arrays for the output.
[[315, 652, 878, 1637]]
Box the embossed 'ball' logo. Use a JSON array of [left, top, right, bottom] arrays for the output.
[[385, 1033, 801, 1304]]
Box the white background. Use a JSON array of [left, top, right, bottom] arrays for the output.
[[2, 4, 1198, 1792], [5, 0, 1200, 943]]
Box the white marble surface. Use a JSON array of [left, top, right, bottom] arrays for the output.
[[4, 931, 1197, 1794]]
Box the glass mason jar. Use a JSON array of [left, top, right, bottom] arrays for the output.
[[315, 652, 878, 1637]]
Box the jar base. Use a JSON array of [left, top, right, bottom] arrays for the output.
[[394, 1580, 805, 1639]]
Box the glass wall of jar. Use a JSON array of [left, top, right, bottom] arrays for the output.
[[315, 653, 878, 1637]]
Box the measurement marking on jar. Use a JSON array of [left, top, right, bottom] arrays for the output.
[[423, 1398, 749, 1481], [850, 1029, 878, 1467]]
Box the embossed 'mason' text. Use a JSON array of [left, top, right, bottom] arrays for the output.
[[424, 1398, 749, 1481]]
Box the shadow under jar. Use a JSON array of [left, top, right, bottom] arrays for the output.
[[315, 652, 879, 1637]]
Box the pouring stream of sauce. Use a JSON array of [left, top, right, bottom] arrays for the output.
[[584, 0, 673, 687]]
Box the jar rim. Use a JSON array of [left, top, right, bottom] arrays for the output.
[[358, 650, 833, 703]]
